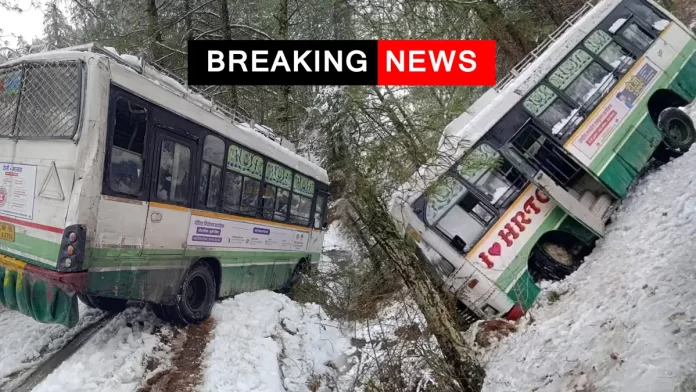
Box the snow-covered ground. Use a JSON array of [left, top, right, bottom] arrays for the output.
[[32, 307, 166, 392], [201, 291, 354, 392], [0, 303, 103, 388], [483, 104, 696, 392]]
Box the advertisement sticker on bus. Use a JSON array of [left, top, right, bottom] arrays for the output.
[[571, 60, 660, 162], [0, 163, 37, 221], [187, 215, 309, 251]]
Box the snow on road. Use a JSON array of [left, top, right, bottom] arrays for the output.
[[483, 104, 696, 392], [201, 291, 354, 392], [32, 306, 166, 392], [0, 303, 103, 387]]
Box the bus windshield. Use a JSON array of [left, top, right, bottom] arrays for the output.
[[0, 61, 82, 139]]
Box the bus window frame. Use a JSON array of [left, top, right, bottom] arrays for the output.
[[419, 173, 498, 253], [103, 88, 154, 202], [520, 16, 651, 142], [150, 125, 199, 208], [260, 157, 294, 222], [452, 142, 528, 212], [196, 133, 226, 212], [222, 140, 266, 218], [104, 88, 328, 230]]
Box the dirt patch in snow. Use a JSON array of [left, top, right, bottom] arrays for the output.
[[138, 319, 214, 392]]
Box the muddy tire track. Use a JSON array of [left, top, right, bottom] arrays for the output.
[[139, 318, 215, 392]]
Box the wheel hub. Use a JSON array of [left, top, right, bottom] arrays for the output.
[[668, 118, 691, 144], [185, 276, 207, 311]]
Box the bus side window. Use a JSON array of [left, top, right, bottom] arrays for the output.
[[275, 189, 290, 221], [109, 98, 147, 196], [156, 139, 191, 203], [224, 144, 263, 216], [583, 30, 635, 74], [197, 135, 225, 209], [290, 174, 315, 226], [621, 23, 654, 50], [289, 193, 311, 226], [523, 85, 584, 139], [627, 1, 666, 29], [548, 49, 617, 114], [314, 194, 326, 229], [223, 172, 243, 213]]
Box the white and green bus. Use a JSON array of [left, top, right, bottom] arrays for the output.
[[391, 0, 696, 321], [0, 44, 329, 327]]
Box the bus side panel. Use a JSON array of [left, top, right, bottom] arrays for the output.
[[495, 207, 567, 309], [671, 51, 696, 101], [500, 212, 598, 310]]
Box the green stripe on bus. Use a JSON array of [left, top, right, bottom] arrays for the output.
[[85, 248, 320, 269], [86, 258, 298, 302], [0, 233, 59, 270]]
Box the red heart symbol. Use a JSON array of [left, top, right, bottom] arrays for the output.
[[488, 242, 502, 256]]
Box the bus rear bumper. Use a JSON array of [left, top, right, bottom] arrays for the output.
[[503, 303, 526, 321], [0, 254, 87, 328]]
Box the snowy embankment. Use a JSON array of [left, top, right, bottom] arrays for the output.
[[201, 291, 354, 392], [483, 104, 696, 392]]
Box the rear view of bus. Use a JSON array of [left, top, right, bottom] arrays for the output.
[[0, 54, 89, 327]]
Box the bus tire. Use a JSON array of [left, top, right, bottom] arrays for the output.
[[658, 107, 696, 152], [77, 293, 95, 308], [151, 304, 168, 321], [86, 295, 128, 313], [168, 263, 216, 325], [529, 238, 581, 282]]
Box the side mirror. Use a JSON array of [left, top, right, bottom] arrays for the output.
[[322, 221, 328, 229], [450, 235, 466, 253]]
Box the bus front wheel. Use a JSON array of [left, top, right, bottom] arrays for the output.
[[161, 263, 217, 325], [529, 238, 583, 282], [658, 107, 696, 153]]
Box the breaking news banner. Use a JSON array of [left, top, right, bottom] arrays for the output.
[[187, 40, 496, 86]]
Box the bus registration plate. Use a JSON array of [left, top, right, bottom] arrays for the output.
[[0, 223, 15, 242]]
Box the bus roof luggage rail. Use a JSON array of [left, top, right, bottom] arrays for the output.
[[494, 1, 596, 93]]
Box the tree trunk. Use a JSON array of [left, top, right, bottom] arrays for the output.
[[184, 0, 193, 42], [348, 183, 485, 392], [275, 0, 293, 142], [220, 0, 239, 110], [146, 0, 162, 60]]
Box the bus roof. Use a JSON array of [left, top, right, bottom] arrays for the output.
[[392, 0, 622, 209], [0, 45, 330, 185]]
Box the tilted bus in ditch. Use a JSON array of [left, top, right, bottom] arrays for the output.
[[0, 44, 329, 327], [390, 0, 696, 321]]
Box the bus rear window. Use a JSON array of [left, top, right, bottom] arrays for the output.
[[0, 61, 82, 139]]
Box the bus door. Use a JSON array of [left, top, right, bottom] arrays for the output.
[[143, 126, 198, 256], [503, 121, 606, 236]]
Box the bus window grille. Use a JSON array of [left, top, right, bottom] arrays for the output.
[[0, 61, 82, 139]]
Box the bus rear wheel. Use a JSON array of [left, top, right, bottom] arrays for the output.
[[529, 236, 584, 282], [159, 263, 217, 325], [658, 107, 696, 152], [79, 295, 128, 313]]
